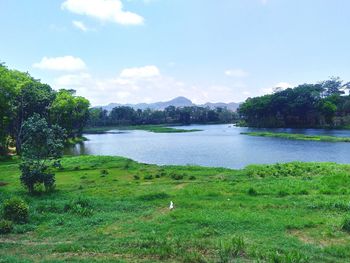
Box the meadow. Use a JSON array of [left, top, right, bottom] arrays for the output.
[[1, 156, 350, 262]]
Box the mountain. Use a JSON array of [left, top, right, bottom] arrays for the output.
[[98, 96, 240, 112]]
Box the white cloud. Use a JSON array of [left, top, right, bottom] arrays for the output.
[[72, 20, 89, 31], [261, 82, 293, 94], [52, 65, 244, 105], [120, 65, 160, 78], [274, 82, 293, 89], [33, 56, 87, 71], [61, 0, 144, 25], [225, 69, 249, 78], [261, 0, 268, 5]]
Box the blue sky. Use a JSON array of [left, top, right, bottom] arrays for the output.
[[1, 0, 350, 105]]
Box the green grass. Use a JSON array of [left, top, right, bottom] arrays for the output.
[[241, 131, 350, 142], [65, 136, 88, 146], [84, 125, 202, 134], [1, 157, 350, 262]]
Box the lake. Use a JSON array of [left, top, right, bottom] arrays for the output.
[[65, 124, 350, 169]]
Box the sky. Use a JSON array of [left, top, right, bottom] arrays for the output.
[[1, 0, 350, 106]]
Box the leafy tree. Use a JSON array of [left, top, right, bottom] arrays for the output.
[[50, 90, 90, 137], [20, 114, 65, 193]]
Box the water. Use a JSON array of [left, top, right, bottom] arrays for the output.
[[65, 124, 350, 169]]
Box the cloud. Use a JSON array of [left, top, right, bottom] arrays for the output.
[[120, 65, 160, 78], [72, 20, 89, 31], [52, 65, 244, 105], [261, 0, 268, 4], [225, 69, 249, 78], [33, 56, 87, 71], [61, 0, 144, 25], [261, 82, 293, 94]]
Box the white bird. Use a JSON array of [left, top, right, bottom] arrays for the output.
[[169, 201, 174, 210]]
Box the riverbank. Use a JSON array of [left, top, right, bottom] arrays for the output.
[[1, 156, 350, 262], [241, 131, 350, 142], [84, 124, 202, 134]]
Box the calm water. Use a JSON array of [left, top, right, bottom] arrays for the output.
[[65, 124, 350, 169]]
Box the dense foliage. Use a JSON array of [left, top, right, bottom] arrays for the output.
[[20, 114, 65, 193], [88, 105, 238, 127], [0, 63, 90, 155], [2, 197, 29, 223], [238, 77, 350, 128]]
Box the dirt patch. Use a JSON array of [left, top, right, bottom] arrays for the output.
[[175, 183, 187, 190], [288, 229, 350, 247], [0, 181, 8, 187]]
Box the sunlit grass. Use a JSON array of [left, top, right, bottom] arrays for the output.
[[1, 156, 350, 262]]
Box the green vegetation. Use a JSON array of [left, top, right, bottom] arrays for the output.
[[238, 77, 350, 128], [241, 131, 350, 142], [1, 156, 350, 262], [0, 63, 90, 155], [84, 124, 202, 134], [88, 104, 237, 128]]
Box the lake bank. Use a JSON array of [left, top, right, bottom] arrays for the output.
[[1, 155, 350, 262]]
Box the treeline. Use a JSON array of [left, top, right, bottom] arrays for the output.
[[88, 105, 238, 127], [238, 77, 350, 128], [0, 63, 90, 155]]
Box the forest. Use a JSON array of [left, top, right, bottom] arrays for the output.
[[88, 105, 237, 127], [238, 77, 350, 128]]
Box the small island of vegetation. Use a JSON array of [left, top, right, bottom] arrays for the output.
[[241, 131, 350, 142]]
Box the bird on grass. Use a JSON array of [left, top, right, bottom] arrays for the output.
[[169, 201, 174, 210]]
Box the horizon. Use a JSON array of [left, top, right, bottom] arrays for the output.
[[2, 0, 350, 106]]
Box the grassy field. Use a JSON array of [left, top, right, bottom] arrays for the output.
[[241, 131, 350, 143], [1, 156, 350, 262], [84, 125, 202, 134]]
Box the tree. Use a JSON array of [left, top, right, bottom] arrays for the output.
[[20, 114, 65, 193], [50, 90, 90, 137]]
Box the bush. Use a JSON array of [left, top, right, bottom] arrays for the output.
[[247, 187, 258, 196], [100, 169, 109, 177], [0, 220, 13, 234], [144, 174, 153, 180], [341, 217, 350, 232], [189, 175, 196, 180], [20, 161, 55, 193], [277, 190, 289, 197], [3, 197, 29, 223], [133, 175, 140, 180], [171, 173, 184, 180]]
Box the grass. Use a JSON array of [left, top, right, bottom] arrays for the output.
[[1, 157, 350, 262], [84, 124, 202, 134], [241, 131, 350, 142], [65, 136, 88, 146]]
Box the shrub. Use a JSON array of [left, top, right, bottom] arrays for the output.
[[171, 173, 184, 180], [189, 175, 196, 180], [100, 169, 109, 177], [247, 187, 258, 196], [20, 162, 55, 193], [341, 217, 350, 232], [144, 174, 153, 180], [133, 175, 140, 180], [3, 197, 29, 223], [0, 220, 13, 234], [277, 190, 289, 197]]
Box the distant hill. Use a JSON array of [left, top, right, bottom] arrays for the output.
[[98, 96, 240, 112]]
